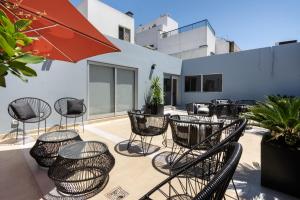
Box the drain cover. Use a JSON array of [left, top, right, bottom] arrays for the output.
[[106, 186, 129, 200]]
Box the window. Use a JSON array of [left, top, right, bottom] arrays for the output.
[[185, 76, 201, 92], [119, 26, 131, 42], [203, 74, 222, 92]]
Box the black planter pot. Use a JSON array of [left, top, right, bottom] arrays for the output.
[[144, 104, 152, 114], [150, 104, 164, 115], [261, 135, 300, 198]]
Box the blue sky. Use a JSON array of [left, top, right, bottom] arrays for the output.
[[71, 0, 300, 50]]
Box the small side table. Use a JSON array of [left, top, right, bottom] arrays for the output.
[[48, 141, 115, 195], [30, 130, 82, 167]]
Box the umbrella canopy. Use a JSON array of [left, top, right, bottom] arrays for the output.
[[0, 0, 120, 62]]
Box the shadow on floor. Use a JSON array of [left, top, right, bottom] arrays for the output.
[[232, 162, 298, 200], [114, 140, 160, 157]]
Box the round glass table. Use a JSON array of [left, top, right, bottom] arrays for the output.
[[48, 141, 115, 195], [30, 130, 82, 167]]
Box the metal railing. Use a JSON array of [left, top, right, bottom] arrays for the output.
[[161, 19, 215, 38]]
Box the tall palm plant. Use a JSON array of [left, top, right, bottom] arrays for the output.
[[245, 95, 300, 146]]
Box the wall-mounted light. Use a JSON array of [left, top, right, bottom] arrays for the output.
[[151, 64, 156, 70], [149, 64, 156, 80]]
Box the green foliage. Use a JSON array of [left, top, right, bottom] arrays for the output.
[[150, 76, 164, 105], [244, 95, 300, 146], [0, 9, 44, 87]]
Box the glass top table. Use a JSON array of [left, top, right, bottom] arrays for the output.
[[49, 141, 115, 195], [58, 141, 109, 159], [38, 130, 79, 142], [30, 130, 82, 167]]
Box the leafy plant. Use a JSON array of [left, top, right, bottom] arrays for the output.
[[244, 95, 300, 146], [150, 76, 163, 105], [0, 9, 44, 87]]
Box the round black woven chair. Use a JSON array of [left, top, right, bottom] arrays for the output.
[[169, 115, 224, 164], [48, 141, 115, 195], [127, 111, 169, 155], [140, 142, 243, 200], [8, 97, 52, 144], [54, 97, 87, 132], [170, 118, 247, 200]]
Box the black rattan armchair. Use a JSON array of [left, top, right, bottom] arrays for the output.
[[140, 142, 243, 200], [169, 115, 224, 163], [186, 102, 214, 118], [8, 97, 52, 144], [54, 97, 87, 132], [127, 111, 169, 155], [170, 118, 247, 200]]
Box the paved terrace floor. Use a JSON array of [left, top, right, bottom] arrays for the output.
[[0, 110, 298, 200]]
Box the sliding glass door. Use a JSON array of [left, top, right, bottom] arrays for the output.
[[116, 68, 135, 114], [89, 63, 135, 118]]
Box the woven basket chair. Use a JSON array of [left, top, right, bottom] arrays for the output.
[[8, 97, 51, 144], [54, 97, 87, 132]]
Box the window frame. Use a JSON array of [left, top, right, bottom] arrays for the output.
[[202, 73, 223, 92], [118, 25, 131, 42], [184, 75, 202, 92]]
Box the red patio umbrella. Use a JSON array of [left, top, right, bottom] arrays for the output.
[[0, 0, 120, 62]]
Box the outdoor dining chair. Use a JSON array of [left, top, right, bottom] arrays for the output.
[[169, 115, 224, 164], [54, 97, 86, 133], [170, 118, 247, 200], [8, 97, 52, 144], [186, 102, 214, 119], [127, 111, 169, 155], [140, 142, 243, 200]]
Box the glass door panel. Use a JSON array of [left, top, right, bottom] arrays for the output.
[[89, 64, 115, 117], [116, 69, 135, 113]]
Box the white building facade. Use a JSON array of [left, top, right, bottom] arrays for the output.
[[77, 0, 135, 43], [135, 15, 240, 59]]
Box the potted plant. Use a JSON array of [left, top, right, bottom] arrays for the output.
[[149, 76, 164, 115], [0, 10, 44, 88], [245, 95, 300, 197]]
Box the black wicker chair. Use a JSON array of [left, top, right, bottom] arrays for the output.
[[169, 115, 224, 163], [186, 102, 214, 119], [235, 100, 257, 114], [170, 118, 247, 200], [127, 111, 169, 155], [140, 142, 243, 200], [54, 97, 87, 132], [8, 97, 51, 144]]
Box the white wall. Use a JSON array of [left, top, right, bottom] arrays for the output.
[[215, 38, 230, 54], [0, 36, 182, 133], [135, 27, 160, 48], [157, 26, 209, 56], [170, 47, 208, 60], [206, 27, 216, 55], [181, 43, 300, 103], [78, 0, 135, 43], [136, 15, 178, 33], [77, 0, 88, 17]]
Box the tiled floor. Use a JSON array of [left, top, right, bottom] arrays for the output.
[[0, 112, 298, 200]]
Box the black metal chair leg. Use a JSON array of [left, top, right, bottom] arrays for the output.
[[44, 120, 47, 133], [231, 178, 240, 200], [74, 117, 76, 130], [127, 132, 134, 149], [37, 121, 40, 136], [16, 121, 19, 140], [82, 115, 84, 133], [59, 115, 62, 130], [23, 123, 25, 145]]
